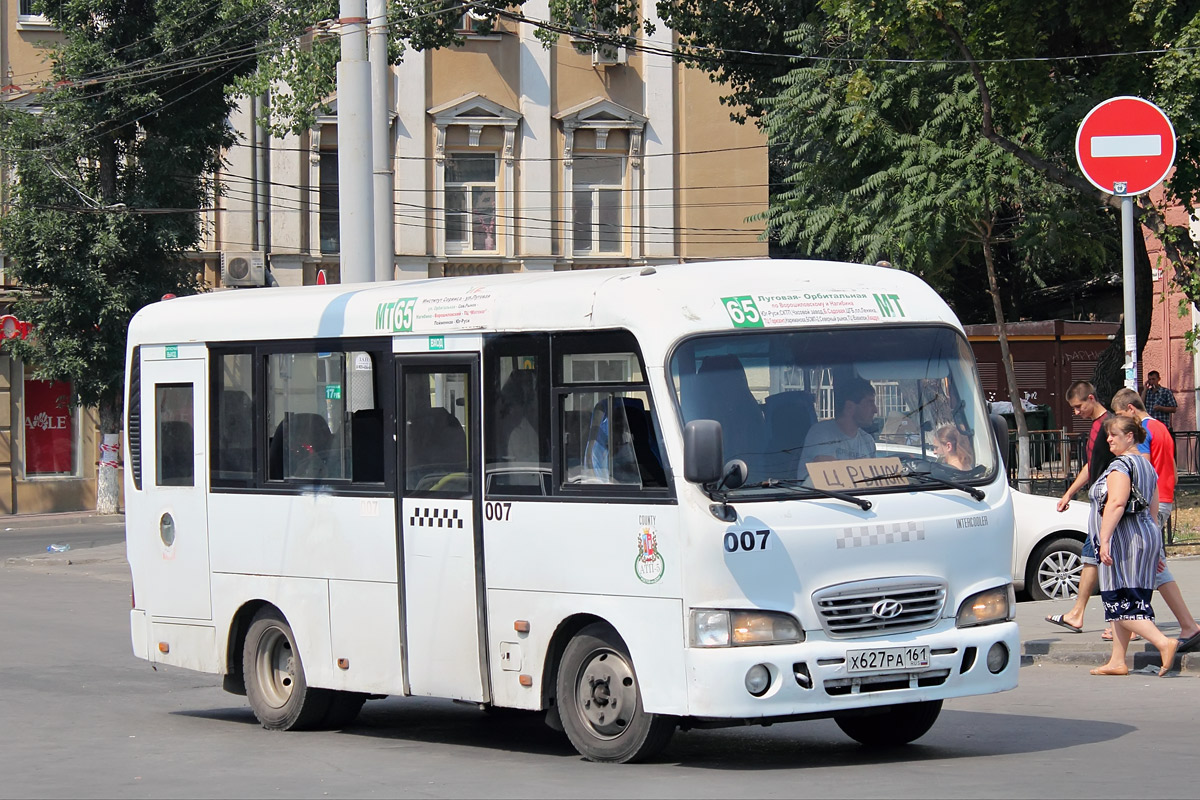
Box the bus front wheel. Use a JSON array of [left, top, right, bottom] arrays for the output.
[[243, 608, 331, 731], [556, 623, 675, 763], [834, 700, 942, 747]]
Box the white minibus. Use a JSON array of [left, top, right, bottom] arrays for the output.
[[126, 259, 1018, 762]]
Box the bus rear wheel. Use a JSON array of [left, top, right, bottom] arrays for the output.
[[243, 608, 331, 731], [556, 623, 675, 763], [835, 700, 942, 747]]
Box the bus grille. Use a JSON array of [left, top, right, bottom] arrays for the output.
[[812, 577, 947, 638]]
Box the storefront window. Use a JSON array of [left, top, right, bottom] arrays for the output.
[[25, 379, 75, 476]]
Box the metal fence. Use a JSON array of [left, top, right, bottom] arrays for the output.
[[1004, 428, 1199, 545]]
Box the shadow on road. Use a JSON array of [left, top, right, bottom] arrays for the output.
[[173, 698, 1134, 768]]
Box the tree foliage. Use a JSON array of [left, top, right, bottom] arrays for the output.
[[0, 0, 267, 426], [661, 0, 1200, 325]]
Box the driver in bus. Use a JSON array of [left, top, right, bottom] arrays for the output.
[[797, 376, 878, 480]]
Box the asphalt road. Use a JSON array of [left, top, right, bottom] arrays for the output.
[[0, 519, 125, 560], [2, 560, 1198, 799]]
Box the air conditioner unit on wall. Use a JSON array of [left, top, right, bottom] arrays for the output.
[[592, 44, 627, 67], [221, 251, 267, 287]]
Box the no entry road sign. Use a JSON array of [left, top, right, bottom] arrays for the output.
[[1076, 96, 1176, 196]]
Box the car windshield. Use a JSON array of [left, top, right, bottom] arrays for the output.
[[669, 325, 996, 498]]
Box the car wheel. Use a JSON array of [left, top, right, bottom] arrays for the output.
[[1027, 537, 1084, 602]]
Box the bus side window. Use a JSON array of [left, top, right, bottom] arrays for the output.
[[212, 352, 255, 485], [552, 330, 668, 493], [484, 334, 551, 497], [156, 384, 194, 487], [351, 408, 384, 482]]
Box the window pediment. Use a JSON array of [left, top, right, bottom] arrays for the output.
[[555, 97, 646, 130], [556, 97, 645, 159], [428, 93, 521, 130]]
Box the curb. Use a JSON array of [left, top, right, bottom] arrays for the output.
[[1021, 638, 1200, 674], [1, 513, 124, 531]]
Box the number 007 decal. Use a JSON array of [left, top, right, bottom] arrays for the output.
[[724, 529, 772, 552], [484, 501, 512, 521]]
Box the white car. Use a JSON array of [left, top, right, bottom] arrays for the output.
[[1011, 490, 1090, 601]]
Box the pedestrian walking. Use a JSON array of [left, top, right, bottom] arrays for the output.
[[1111, 388, 1200, 652], [1044, 381, 1115, 634], [1087, 415, 1178, 676]]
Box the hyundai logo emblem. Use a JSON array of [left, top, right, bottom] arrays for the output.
[[871, 598, 904, 619]]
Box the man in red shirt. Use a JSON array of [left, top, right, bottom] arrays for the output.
[[1112, 388, 1200, 651]]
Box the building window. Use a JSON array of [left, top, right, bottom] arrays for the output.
[[24, 379, 75, 476], [572, 156, 624, 255], [319, 150, 339, 254], [445, 153, 498, 253], [458, 9, 499, 36], [17, 0, 53, 28]]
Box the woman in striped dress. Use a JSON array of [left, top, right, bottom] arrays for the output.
[[1089, 415, 1179, 676]]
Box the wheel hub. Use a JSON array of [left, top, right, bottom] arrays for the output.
[[576, 650, 636, 738], [255, 627, 296, 709], [1038, 551, 1082, 599]]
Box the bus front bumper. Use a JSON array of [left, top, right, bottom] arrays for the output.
[[678, 620, 1018, 720]]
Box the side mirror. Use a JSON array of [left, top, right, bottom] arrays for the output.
[[684, 419, 723, 484], [718, 459, 748, 491], [989, 413, 1010, 471]]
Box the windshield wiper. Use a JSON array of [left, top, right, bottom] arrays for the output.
[[756, 478, 872, 511], [855, 466, 985, 501]]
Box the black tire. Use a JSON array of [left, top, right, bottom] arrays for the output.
[[835, 700, 942, 747], [243, 608, 332, 731], [321, 692, 368, 729], [1027, 537, 1084, 602], [556, 623, 676, 763]]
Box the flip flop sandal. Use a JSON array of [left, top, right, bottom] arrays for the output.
[[1045, 614, 1083, 633], [1101, 629, 1141, 642]]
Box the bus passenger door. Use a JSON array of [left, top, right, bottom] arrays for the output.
[[397, 358, 487, 702], [135, 354, 211, 620]]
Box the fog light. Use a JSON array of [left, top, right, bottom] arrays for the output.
[[986, 642, 1009, 674], [745, 664, 771, 696]]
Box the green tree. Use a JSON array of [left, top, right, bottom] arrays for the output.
[[659, 1, 1200, 330], [0, 0, 267, 509]]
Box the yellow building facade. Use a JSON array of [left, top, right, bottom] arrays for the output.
[[209, 4, 768, 286]]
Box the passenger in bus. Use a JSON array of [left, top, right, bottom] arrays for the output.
[[797, 377, 877, 480], [496, 370, 539, 464], [585, 398, 641, 485], [934, 424, 974, 471]]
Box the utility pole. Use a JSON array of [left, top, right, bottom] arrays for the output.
[[368, 0, 394, 283], [337, 0, 374, 284]]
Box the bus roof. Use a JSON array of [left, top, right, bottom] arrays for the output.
[[127, 259, 960, 353]]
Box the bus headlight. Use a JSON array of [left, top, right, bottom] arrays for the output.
[[691, 609, 805, 647], [956, 585, 1015, 628]]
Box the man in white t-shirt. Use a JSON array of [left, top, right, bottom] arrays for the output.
[[798, 377, 877, 479]]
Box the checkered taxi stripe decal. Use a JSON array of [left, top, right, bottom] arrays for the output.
[[408, 507, 465, 529], [837, 521, 924, 549]]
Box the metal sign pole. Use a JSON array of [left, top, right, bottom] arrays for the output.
[[1120, 190, 1138, 390]]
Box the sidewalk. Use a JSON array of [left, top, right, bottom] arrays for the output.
[[1018, 554, 1200, 674]]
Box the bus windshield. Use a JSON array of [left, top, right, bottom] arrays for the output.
[[670, 325, 997, 496]]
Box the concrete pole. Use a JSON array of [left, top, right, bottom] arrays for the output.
[[369, 0, 394, 283], [1121, 194, 1138, 390], [337, 0, 374, 284]]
